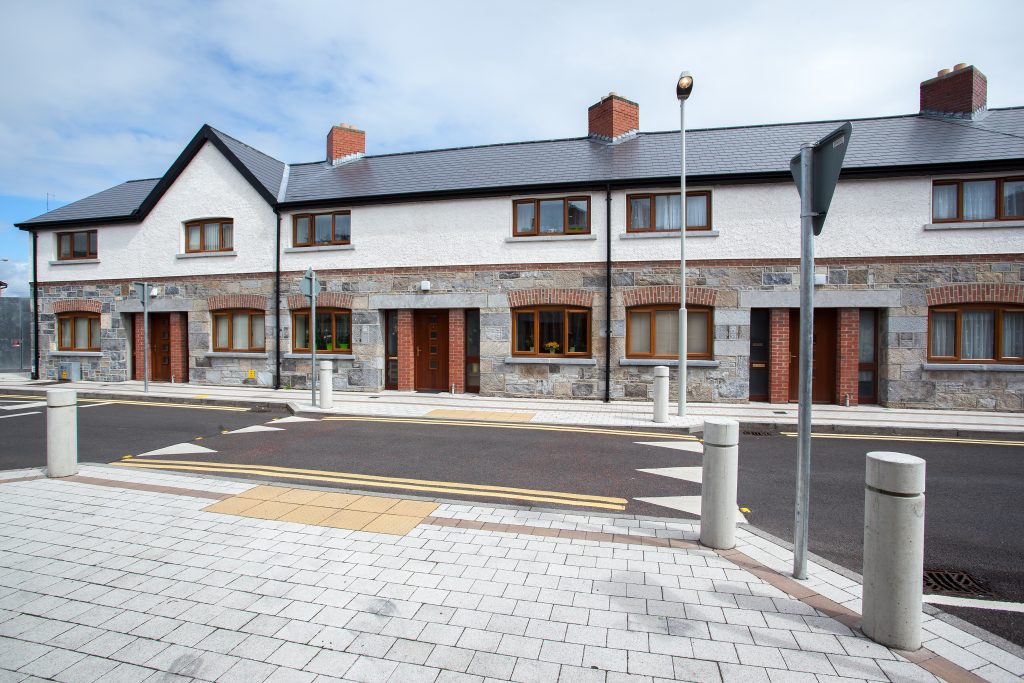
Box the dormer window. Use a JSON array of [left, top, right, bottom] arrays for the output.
[[185, 219, 233, 252]]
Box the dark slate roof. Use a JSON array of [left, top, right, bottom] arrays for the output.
[[18, 107, 1024, 227], [18, 178, 160, 226]]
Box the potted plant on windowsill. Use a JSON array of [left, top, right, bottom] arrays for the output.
[[544, 341, 560, 354]]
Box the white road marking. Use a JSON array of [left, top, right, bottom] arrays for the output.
[[635, 495, 748, 523], [923, 594, 1024, 613], [226, 425, 285, 434], [638, 466, 703, 483], [0, 412, 41, 420], [635, 441, 704, 454], [0, 401, 46, 411], [136, 443, 218, 457], [79, 402, 114, 409], [268, 416, 317, 424]]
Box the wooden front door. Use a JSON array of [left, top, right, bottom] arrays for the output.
[[149, 314, 172, 382], [414, 310, 449, 391], [789, 308, 837, 403]]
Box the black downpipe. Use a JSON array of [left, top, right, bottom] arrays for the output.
[[274, 209, 282, 389], [31, 230, 39, 380], [604, 185, 612, 403]]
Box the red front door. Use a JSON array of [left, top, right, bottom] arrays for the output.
[[414, 310, 449, 391]]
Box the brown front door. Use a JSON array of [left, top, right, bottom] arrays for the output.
[[414, 310, 449, 391], [789, 308, 837, 403], [149, 314, 172, 382]]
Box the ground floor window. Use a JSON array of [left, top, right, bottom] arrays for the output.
[[384, 310, 398, 389], [512, 307, 590, 356], [58, 313, 100, 351], [626, 305, 712, 359], [292, 309, 351, 352], [928, 304, 1023, 362], [213, 310, 265, 352]]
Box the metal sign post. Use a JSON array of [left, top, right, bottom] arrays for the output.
[[789, 123, 852, 579], [132, 282, 150, 394], [300, 268, 322, 406]]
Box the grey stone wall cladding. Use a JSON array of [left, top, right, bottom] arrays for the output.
[[36, 258, 1023, 410]]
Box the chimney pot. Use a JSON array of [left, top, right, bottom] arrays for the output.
[[937, 68, 950, 77], [327, 123, 365, 163], [588, 92, 639, 141], [954, 63, 968, 71], [920, 65, 987, 119]]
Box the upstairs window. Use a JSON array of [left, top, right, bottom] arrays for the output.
[[932, 177, 1024, 223], [57, 230, 97, 260], [626, 305, 712, 359], [294, 211, 351, 247], [212, 310, 265, 352], [627, 191, 711, 232], [513, 197, 590, 236], [928, 304, 1023, 362], [185, 219, 233, 253], [57, 313, 100, 351], [512, 306, 590, 356], [292, 309, 352, 353]]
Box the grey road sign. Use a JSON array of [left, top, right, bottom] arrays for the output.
[[300, 268, 322, 298], [790, 122, 852, 235]]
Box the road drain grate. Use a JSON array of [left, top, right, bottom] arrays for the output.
[[742, 430, 773, 437], [923, 569, 991, 597]]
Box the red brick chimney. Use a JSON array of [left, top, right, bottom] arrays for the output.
[[327, 123, 365, 163], [588, 92, 639, 141], [920, 64, 987, 118]]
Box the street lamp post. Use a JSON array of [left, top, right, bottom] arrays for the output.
[[676, 71, 693, 417]]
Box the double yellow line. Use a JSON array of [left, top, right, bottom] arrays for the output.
[[324, 415, 699, 441], [113, 458, 629, 510], [780, 431, 1024, 448]]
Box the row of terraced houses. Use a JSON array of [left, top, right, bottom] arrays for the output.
[[16, 64, 1024, 411]]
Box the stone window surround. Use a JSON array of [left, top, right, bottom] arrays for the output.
[[620, 229, 719, 239], [619, 358, 720, 368], [922, 362, 1024, 372], [924, 220, 1024, 230], [176, 251, 237, 259], [49, 258, 100, 266]]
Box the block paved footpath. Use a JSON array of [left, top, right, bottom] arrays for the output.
[[1, 465, 1022, 683]]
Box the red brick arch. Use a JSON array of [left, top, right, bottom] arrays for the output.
[[286, 292, 353, 310], [926, 284, 1024, 306], [50, 299, 102, 314], [622, 286, 716, 308], [207, 294, 267, 311], [507, 289, 594, 308]]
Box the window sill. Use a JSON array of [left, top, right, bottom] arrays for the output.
[[504, 234, 597, 243], [205, 352, 268, 359], [923, 220, 1024, 230], [284, 245, 354, 253], [504, 356, 597, 366], [283, 353, 355, 360], [176, 251, 237, 259], [49, 259, 99, 266], [620, 229, 719, 239], [49, 350, 102, 357], [619, 358, 720, 368], [922, 362, 1024, 372]]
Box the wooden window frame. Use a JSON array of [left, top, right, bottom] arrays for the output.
[[930, 177, 1024, 223], [511, 306, 591, 357], [512, 197, 591, 237], [184, 219, 234, 253], [926, 304, 1024, 363], [292, 211, 351, 247], [625, 304, 713, 360], [56, 230, 98, 260], [626, 191, 712, 232], [212, 309, 265, 352], [57, 312, 100, 351], [291, 308, 353, 353]]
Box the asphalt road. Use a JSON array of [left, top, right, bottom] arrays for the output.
[[0, 392, 1021, 646]]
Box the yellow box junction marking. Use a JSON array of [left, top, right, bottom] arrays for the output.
[[113, 458, 629, 510], [203, 484, 438, 536], [426, 408, 536, 422], [780, 431, 1024, 448], [324, 415, 699, 441]]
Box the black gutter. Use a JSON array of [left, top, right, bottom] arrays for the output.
[[31, 231, 39, 380], [274, 208, 282, 390], [604, 185, 612, 403]]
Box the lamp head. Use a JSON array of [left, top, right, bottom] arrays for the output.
[[676, 71, 693, 101]]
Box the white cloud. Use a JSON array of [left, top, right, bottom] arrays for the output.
[[0, 0, 1021, 208]]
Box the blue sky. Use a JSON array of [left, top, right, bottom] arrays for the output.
[[2, 0, 1021, 296]]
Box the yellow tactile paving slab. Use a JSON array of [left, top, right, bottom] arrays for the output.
[[425, 408, 535, 422], [203, 484, 439, 536]]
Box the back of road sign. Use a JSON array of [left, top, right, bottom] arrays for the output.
[[790, 122, 852, 235]]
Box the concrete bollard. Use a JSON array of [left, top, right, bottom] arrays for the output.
[[862, 451, 926, 651], [318, 360, 334, 409], [700, 418, 739, 549], [652, 366, 669, 423], [46, 389, 79, 478]]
